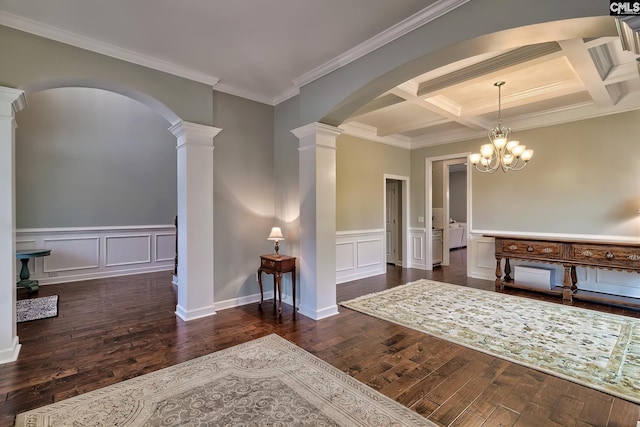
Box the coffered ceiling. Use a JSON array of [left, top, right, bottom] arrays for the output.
[[342, 35, 640, 148], [0, 1, 638, 149]]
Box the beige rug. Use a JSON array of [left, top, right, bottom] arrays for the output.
[[341, 279, 640, 404], [15, 334, 433, 426]]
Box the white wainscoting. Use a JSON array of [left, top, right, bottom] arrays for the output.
[[470, 232, 640, 298], [336, 229, 385, 284], [468, 233, 497, 281], [409, 227, 427, 270], [16, 225, 175, 285]]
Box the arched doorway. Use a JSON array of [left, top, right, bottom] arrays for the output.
[[1, 79, 220, 363]]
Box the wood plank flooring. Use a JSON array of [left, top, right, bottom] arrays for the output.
[[2, 249, 639, 426]]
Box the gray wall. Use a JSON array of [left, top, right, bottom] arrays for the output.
[[450, 170, 467, 222], [15, 87, 176, 228], [273, 96, 301, 257], [212, 91, 275, 302], [336, 134, 410, 231], [3, 24, 278, 304], [0, 25, 213, 126]]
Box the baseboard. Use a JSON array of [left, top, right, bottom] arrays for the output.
[[297, 304, 339, 320], [0, 337, 21, 364], [175, 304, 217, 322], [214, 291, 274, 311]]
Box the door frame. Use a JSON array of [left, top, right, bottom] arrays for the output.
[[385, 179, 399, 265], [383, 174, 410, 270], [425, 153, 471, 271]]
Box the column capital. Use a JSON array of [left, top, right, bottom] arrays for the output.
[[0, 87, 27, 116], [291, 122, 343, 149], [169, 121, 222, 148]]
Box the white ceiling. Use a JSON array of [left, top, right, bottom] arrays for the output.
[[1, 0, 639, 149]]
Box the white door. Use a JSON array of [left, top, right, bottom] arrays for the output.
[[386, 180, 398, 264]]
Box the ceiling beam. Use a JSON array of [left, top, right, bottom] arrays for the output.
[[558, 38, 614, 108], [417, 42, 563, 98]]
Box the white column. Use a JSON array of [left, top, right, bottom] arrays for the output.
[[291, 122, 342, 320], [169, 121, 221, 321], [0, 87, 26, 363]]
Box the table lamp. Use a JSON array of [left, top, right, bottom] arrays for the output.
[[267, 227, 285, 256]]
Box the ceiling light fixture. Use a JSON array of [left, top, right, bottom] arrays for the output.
[[469, 81, 533, 173]]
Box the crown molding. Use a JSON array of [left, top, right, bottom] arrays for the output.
[[291, 0, 471, 91], [212, 82, 278, 105], [0, 11, 220, 87]]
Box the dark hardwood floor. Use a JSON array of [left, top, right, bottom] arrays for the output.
[[3, 248, 640, 426]]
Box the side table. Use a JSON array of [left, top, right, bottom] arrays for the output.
[[16, 249, 51, 294], [257, 254, 296, 316]]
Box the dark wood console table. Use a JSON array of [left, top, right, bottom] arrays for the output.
[[486, 234, 640, 309], [257, 254, 296, 316]]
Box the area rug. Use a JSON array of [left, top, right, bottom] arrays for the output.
[[16, 295, 58, 323], [340, 279, 640, 404], [15, 334, 433, 426]]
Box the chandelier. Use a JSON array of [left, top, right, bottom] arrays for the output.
[[469, 81, 533, 173]]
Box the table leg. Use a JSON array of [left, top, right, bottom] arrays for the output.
[[257, 268, 264, 309], [504, 258, 512, 283], [562, 264, 574, 302], [292, 268, 296, 316], [494, 256, 503, 290], [17, 258, 39, 294], [19, 259, 31, 281], [276, 272, 283, 315]]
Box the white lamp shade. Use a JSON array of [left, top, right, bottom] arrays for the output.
[[521, 149, 534, 161], [511, 144, 526, 157], [493, 135, 507, 148], [480, 144, 494, 157], [506, 140, 520, 151], [267, 227, 285, 241], [469, 153, 481, 164]]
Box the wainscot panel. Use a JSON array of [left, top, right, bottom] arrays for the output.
[[409, 228, 426, 270], [469, 234, 497, 281], [16, 225, 175, 285], [336, 230, 385, 284]]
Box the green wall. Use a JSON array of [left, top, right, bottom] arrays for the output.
[[336, 134, 410, 231], [411, 110, 640, 237]]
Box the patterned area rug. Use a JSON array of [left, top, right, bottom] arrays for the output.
[[15, 334, 434, 426], [16, 295, 58, 323], [341, 279, 640, 404]]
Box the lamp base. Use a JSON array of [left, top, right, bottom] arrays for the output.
[[274, 241, 280, 257]]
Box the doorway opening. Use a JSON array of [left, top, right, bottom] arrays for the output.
[[384, 175, 409, 269], [425, 153, 470, 272]]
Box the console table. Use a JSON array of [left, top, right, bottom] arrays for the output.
[[257, 254, 296, 316], [486, 234, 640, 308], [16, 249, 51, 294]]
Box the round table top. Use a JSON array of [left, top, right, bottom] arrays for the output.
[[16, 249, 51, 259]]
